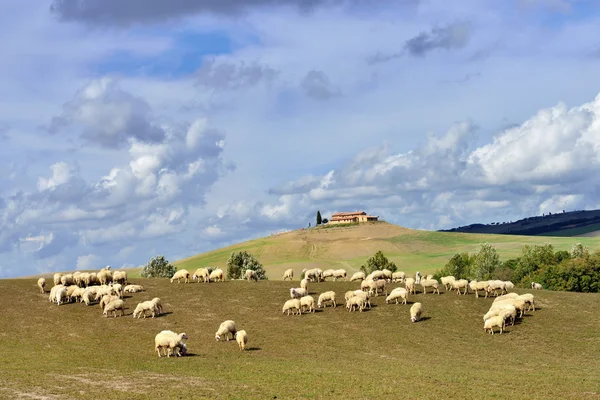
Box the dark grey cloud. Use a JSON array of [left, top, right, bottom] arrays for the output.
[[49, 0, 370, 26], [300, 70, 341, 100], [196, 59, 278, 91], [404, 22, 471, 57]]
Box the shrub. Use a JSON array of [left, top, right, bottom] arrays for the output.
[[360, 251, 397, 274], [226, 251, 267, 280], [436, 252, 473, 280], [141, 255, 177, 278]]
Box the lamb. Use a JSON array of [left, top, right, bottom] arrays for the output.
[[37, 278, 46, 293], [155, 330, 188, 357], [483, 315, 505, 334], [123, 284, 145, 293], [245, 269, 258, 282], [332, 269, 347, 281], [133, 300, 158, 318], [392, 271, 406, 283], [441, 276, 456, 291], [300, 295, 315, 313], [209, 268, 224, 282], [151, 298, 164, 315], [235, 330, 248, 351], [192, 268, 210, 283], [386, 287, 408, 304], [531, 282, 543, 290], [290, 287, 307, 299], [53, 273, 62, 286], [404, 278, 416, 295], [103, 299, 125, 317], [410, 302, 422, 322], [300, 278, 309, 291], [451, 279, 469, 295], [170, 269, 190, 284], [282, 299, 302, 315], [112, 271, 128, 285], [317, 291, 336, 308], [420, 278, 440, 294], [350, 271, 366, 281], [283, 269, 294, 281], [215, 320, 237, 341]]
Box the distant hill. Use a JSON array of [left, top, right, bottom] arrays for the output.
[[439, 209, 600, 237]]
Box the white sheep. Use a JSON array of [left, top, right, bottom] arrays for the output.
[[301, 268, 319, 282], [97, 270, 112, 285], [425, 274, 434, 280], [103, 299, 125, 317], [531, 282, 543, 290], [333, 269, 347, 281], [283, 269, 294, 281], [386, 287, 408, 304], [37, 278, 46, 294], [123, 284, 145, 293], [410, 302, 422, 322], [100, 294, 120, 310], [236, 330, 248, 351], [133, 300, 158, 318], [370, 270, 385, 281], [353, 290, 372, 309], [350, 271, 366, 281], [192, 268, 210, 283], [368, 279, 387, 297], [215, 320, 237, 341], [490, 298, 527, 318], [209, 268, 224, 282], [322, 269, 335, 280], [300, 295, 315, 313], [483, 315, 505, 334], [170, 269, 190, 284], [290, 287, 307, 299], [420, 278, 440, 294], [381, 269, 393, 282], [317, 291, 336, 308], [391, 271, 406, 283], [360, 278, 372, 292], [451, 279, 469, 295], [151, 297, 164, 315], [112, 271, 128, 285], [515, 293, 536, 312], [55, 286, 68, 305], [60, 274, 74, 286], [245, 269, 258, 281], [82, 289, 96, 306], [441, 276, 456, 291], [282, 299, 302, 315], [504, 281, 515, 291], [486, 280, 507, 297], [469, 280, 489, 298], [346, 296, 364, 312], [493, 293, 519, 303], [53, 273, 62, 286], [155, 330, 188, 357], [300, 278, 309, 291], [484, 304, 517, 324], [404, 277, 416, 295]]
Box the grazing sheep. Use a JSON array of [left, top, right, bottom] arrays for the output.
[[451, 279, 469, 295], [360, 278, 372, 292], [353, 290, 372, 309], [381, 269, 393, 282], [100, 294, 120, 310], [368, 279, 387, 297], [484, 304, 517, 325], [209, 268, 224, 282], [350, 272, 366, 282], [215, 320, 237, 341], [493, 293, 519, 303], [469, 280, 489, 298], [111, 283, 123, 298], [420, 278, 440, 294], [60, 274, 74, 286], [282, 299, 302, 315], [290, 287, 307, 299], [53, 273, 62, 286], [499, 306, 517, 326], [386, 287, 408, 305], [410, 302, 423, 322], [346, 296, 364, 312], [300, 295, 315, 313], [236, 330, 248, 351], [317, 291, 336, 308], [112, 271, 128, 285], [37, 278, 46, 294], [483, 315, 505, 335], [245, 269, 258, 282], [103, 299, 125, 317], [486, 280, 507, 297], [441, 276, 456, 291], [82, 289, 96, 306], [345, 290, 356, 301], [151, 298, 164, 315], [504, 281, 515, 291], [392, 271, 406, 283], [55, 286, 68, 306], [170, 269, 190, 284], [333, 269, 347, 281], [370, 270, 385, 281], [516, 293, 536, 312], [283, 269, 294, 281], [133, 300, 158, 318], [97, 270, 112, 285], [79, 272, 90, 287], [123, 284, 145, 293], [490, 299, 527, 318], [404, 278, 416, 295], [531, 282, 543, 290], [300, 278, 309, 291], [192, 268, 210, 283], [302, 268, 321, 282], [155, 330, 188, 357], [322, 269, 335, 280]]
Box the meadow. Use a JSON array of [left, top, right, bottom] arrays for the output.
[[2, 277, 599, 399]]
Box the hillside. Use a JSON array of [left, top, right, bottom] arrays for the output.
[[158, 221, 600, 280], [439, 209, 600, 237], [2, 278, 599, 399]]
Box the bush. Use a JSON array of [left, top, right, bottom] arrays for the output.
[[541, 255, 600, 292], [436, 252, 473, 280], [360, 251, 397, 274], [226, 251, 267, 280], [141, 255, 177, 278]]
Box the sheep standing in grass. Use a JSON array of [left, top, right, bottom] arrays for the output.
[[452, 279, 469, 295], [493, 293, 519, 303], [60, 274, 74, 286], [283, 269, 294, 281], [346, 296, 364, 312], [469, 280, 489, 298], [37, 278, 46, 293], [245, 269, 258, 282], [49, 284, 64, 303], [322, 269, 335, 280], [112, 271, 128, 285], [300, 278, 309, 292], [215, 320, 237, 341], [420, 279, 440, 294], [441, 276, 456, 291], [404, 278, 416, 295], [192, 268, 210, 283], [171, 269, 190, 284], [103, 299, 125, 317], [290, 287, 307, 299], [333, 269, 347, 281], [410, 302, 422, 322], [82, 289, 96, 306], [209, 268, 224, 282], [100, 294, 120, 310], [350, 272, 366, 282], [483, 315, 505, 334], [55, 287, 68, 306], [386, 288, 408, 305], [133, 300, 158, 318], [282, 299, 302, 315], [369, 280, 387, 297], [155, 330, 188, 357], [236, 330, 248, 351], [53, 273, 62, 286], [360, 279, 372, 292], [516, 293, 536, 312], [392, 271, 406, 283], [300, 295, 315, 313], [353, 290, 372, 309], [486, 280, 507, 297], [317, 291, 336, 308], [531, 282, 543, 290]]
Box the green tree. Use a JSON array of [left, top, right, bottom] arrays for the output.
[[141, 255, 177, 278], [471, 243, 500, 280], [226, 251, 267, 280], [437, 252, 473, 280], [316, 210, 322, 225], [570, 242, 589, 259], [360, 251, 397, 274], [513, 244, 555, 284]]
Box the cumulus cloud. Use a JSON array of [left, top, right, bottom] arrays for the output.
[[300, 70, 341, 100]]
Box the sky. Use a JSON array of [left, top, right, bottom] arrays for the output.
[[2, 0, 600, 277]]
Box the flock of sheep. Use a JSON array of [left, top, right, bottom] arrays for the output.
[[36, 264, 541, 358]]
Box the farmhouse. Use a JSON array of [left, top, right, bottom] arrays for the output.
[[328, 211, 379, 224]]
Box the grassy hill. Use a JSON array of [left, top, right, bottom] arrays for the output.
[[158, 222, 600, 280], [2, 277, 599, 399]]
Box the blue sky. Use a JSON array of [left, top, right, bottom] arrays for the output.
[[2, 0, 600, 277]]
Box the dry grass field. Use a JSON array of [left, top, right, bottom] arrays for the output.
[[2, 277, 599, 399]]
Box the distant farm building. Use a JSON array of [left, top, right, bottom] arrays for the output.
[[328, 211, 379, 224]]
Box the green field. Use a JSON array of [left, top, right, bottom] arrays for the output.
[[541, 223, 600, 237], [2, 278, 599, 399]]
